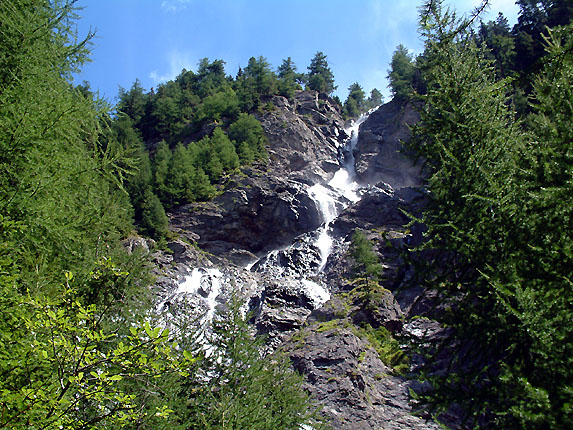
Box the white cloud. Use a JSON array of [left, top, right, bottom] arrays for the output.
[[161, 0, 192, 13], [149, 49, 196, 84]]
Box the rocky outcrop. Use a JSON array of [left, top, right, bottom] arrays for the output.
[[169, 174, 321, 264], [354, 100, 422, 188], [256, 91, 347, 183], [282, 291, 440, 430], [154, 94, 455, 429], [168, 91, 347, 264], [331, 185, 411, 240]]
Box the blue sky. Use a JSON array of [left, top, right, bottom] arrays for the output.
[[74, 0, 520, 103]]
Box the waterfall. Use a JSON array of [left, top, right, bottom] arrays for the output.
[[158, 267, 223, 329], [159, 109, 376, 334], [307, 110, 373, 272]]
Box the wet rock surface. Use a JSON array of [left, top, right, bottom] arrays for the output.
[[169, 175, 322, 263], [168, 91, 348, 264]]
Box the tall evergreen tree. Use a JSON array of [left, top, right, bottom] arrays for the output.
[[478, 13, 516, 79], [409, 2, 572, 427], [277, 57, 302, 99], [387, 44, 416, 101], [343, 82, 366, 118], [244, 56, 277, 97], [117, 79, 148, 125], [367, 88, 384, 108], [307, 51, 336, 94]]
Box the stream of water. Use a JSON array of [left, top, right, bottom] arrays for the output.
[[160, 110, 374, 329]]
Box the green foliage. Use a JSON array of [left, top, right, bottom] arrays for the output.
[[478, 13, 516, 79], [409, 2, 573, 427], [0, 3, 323, 429], [153, 140, 173, 204], [367, 88, 384, 109], [355, 325, 409, 375], [0, 268, 196, 429], [343, 82, 366, 118], [180, 299, 325, 429], [307, 51, 336, 94], [0, 0, 135, 290], [351, 230, 383, 283], [387, 44, 416, 101], [277, 57, 303, 99], [513, 0, 573, 76], [195, 87, 240, 122], [117, 79, 148, 126], [228, 112, 268, 161], [243, 56, 277, 98], [210, 127, 240, 171], [113, 55, 279, 233], [140, 189, 169, 238]]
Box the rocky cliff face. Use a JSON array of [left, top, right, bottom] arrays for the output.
[[148, 92, 452, 429], [169, 91, 347, 265], [354, 100, 423, 188], [257, 91, 347, 183]]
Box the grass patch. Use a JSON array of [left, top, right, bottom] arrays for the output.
[[353, 324, 409, 375]]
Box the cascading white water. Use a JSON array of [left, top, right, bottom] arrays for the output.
[[307, 110, 374, 272], [307, 184, 337, 271], [159, 267, 223, 328], [161, 108, 377, 334]]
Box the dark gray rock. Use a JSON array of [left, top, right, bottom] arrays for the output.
[[169, 175, 322, 262], [283, 321, 441, 430], [251, 230, 322, 278], [331, 185, 409, 240], [354, 100, 423, 188], [256, 91, 346, 184]]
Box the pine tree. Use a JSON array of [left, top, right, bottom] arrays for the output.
[[367, 88, 384, 108], [277, 57, 302, 99], [351, 230, 383, 285], [409, 2, 572, 427], [307, 51, 336, 94], [244, 56, 277, 97], [153, 141, 173, 206], [180, 299, 324, 429], [211, 127, 239, 172], [387, 44, 416, 101], [228, 113, 268, 160], [343, 82, 366, 118]]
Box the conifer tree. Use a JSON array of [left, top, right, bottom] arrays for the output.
[[153, 141, 173, 206], [228, 113, 268, 160], [277, 57, 302, 99], [307, 51, 336, 94], [244, 56, 277, 98], [409, 1, 572, 427], [387, 44, 416, 101], [343, 82, 366, 118], [351, 230, 383, 285], [367, 88, 384, 108], [180, 299, 324, 429], [211, 127, 240, 172]]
